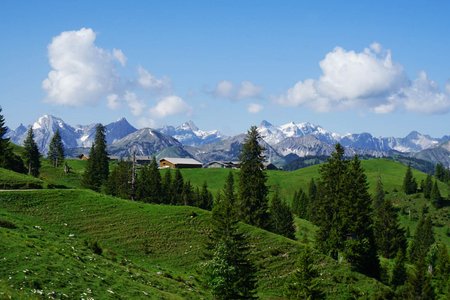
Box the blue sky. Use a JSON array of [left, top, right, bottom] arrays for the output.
[[1, 0, 450, 137]]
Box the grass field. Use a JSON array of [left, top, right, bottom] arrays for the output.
[[0, 189, 389, 299], [0, 168, 43, 189]]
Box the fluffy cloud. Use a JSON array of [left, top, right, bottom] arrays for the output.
[[247, 103, 263, 114], [277, 43, 413, 112], [42, 28, 123, 106], [124, 91, 146, 116], [137, 66, 170, 91], [42, 28, 185, 121], [150, 95, 192, 118], [277, 43, 450, 115], [213, 80, 262, 100], [382, 72, 450, 114]]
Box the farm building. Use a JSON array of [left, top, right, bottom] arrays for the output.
[[78, 154, 89, 160], [159, 157, 203, 169], [204, 161, 240, 169]]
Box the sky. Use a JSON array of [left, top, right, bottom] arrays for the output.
[[1, 0, 450, 137]]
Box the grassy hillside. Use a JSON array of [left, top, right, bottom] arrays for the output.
[[0, 168, 43, 189], [39, 159, 87, 189], [0, 190, 389, 299]]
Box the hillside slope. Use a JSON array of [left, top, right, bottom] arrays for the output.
[[0, 190, 389, 299]]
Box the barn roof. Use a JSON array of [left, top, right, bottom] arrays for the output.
[[160, 157, 202, 165]]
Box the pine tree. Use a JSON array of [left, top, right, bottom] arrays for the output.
[[373, 177, 385, 211], [137, 157, 162, 203], [269, 189, 296, 239], [105, 160, 131, 199], [285, 247, 324, 299], [434, 243, 450, 297], [161, 169, 173, 204], [435, 163, 446, 182], [82, 124, 109, 191], [182, 181, 194, 206], [315, 144, 348, 260], [172, 169, 184, 205], [404, 257, 435, 300], [238, 126, 270, 229], [390, 249, 407, 288], [307, 178, 319, 224], [409, 211, 435, 262], [342, 156, 380, 278], [373, 196, 407, 258], [48, 129, 65, 167], [0, 107, 26, 173], [23, 127, 41, 177], [423, 174, 433, 199], [430, 180, 442, 208], [403, 165, 417, 195], [205, 175, 257, 299], [198, 181, 213, 210]]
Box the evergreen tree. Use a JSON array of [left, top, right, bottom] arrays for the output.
[[307, 178, 319, 225], [198, 181, 213, 210], [373, 177, 385, 211], [223, 172, 236, 209], [23, 127, 41, 177], [182, 181, 194, 206], [403, 165, 417, 195], [285, 247, 324, 299], [137, 157, 162, 203], [82, 124, 109, 191], [430, 180, 442, 208], [423, 174, 433, 199], [48, 129, 65, 167], [205, 175, 257, 299], [269, 189, 296, 239], [342, 156, 380, 278], [434, 243, 450, 296], [105, 160, 131, 199], [435, 163, 446, 182], [373, 197, 407, 258], [172, 169, 184, 205], [161, 169, 173, 204], [292, 189, 309, 220], [238, 126, 270, 229], [0, 107, 25, 173], [315, 144, 348, 259], [390, 249, 407, 288], [404, 257, 435, 300], [409, 211, 435, 262]]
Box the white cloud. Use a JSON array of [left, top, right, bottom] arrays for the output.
[[150, 95, 192, 118], [237, 81, 262, 99], [113, 49, 127, 66], [124, 91, 146, 116], [137, 66, 170, 91], [107, 94, 120, 110], [247, 103, 263, 114], [42, 28, 124, 106], [386, 72, 450, 114], [214, 80, 234, 98], [276, 43, 409, 112], [213, 80, 262, 100]]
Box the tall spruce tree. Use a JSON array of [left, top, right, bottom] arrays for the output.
[[315, 144, 348, 260], [205, 174, 257, 299], [137, 157, 162, 203], [48, 129, 65, 167], [285, 247, 324, 299], [373, 179, 406, 258], [342, 156, 380, 278], [409, 210, 435, 262], [0, 107, 26, 173], [23, 127, 41, 177], [269, 189, 296, 239], [161, 169, 173, 204], [423, 174, 433, 199], [390, 249, 407, 288], [430, 180, 442, 208], [105, 160, 131, 199], [435, 163, 446, 182], [172, 169, 184, 205], [402, 165, 417, 195], [198, 181, 213, 210], [238, 126, 270, 229], [404, 257, 436, 300], [82, 124, 109, 191]]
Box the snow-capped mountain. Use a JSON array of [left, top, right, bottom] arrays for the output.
[[108, 128, 191, 158], [7, 115, 137, 154], [159, 120, 223, 146]]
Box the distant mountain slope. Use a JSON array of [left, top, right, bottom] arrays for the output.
[[159, 120, 223, 146], [414, 140, 450, 168]]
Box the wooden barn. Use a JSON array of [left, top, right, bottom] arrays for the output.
[[159, 157, 203, 169]]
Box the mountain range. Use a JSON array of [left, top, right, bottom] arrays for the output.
[[6, 115, 450, 168]]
